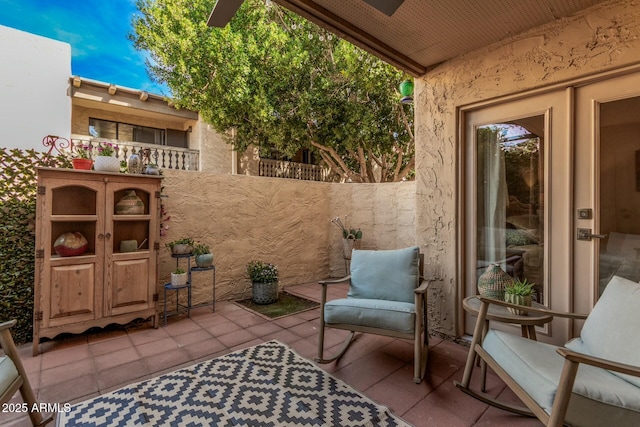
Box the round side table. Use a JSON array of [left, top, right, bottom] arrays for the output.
[[463, 295, 552, 340], [463, 295, 553, 391]]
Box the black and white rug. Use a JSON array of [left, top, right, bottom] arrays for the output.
[[57, 340, 412, 426]]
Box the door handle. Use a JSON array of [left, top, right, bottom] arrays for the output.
[[577, 228, 607, 241]]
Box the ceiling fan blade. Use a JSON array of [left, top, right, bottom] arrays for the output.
[[207, 0, 244, 27], [362, 0, 405, 16]]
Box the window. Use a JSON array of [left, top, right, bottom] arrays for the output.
[[476, 119, 544, 302], [88, 118, 189, 148]]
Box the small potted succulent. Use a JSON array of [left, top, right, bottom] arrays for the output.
[[246, 260, 279, 304], [504, 278, 535, 315], [192, 242, 213, 268], [171, 268, 188, 287], [166, 237, 194, 255]]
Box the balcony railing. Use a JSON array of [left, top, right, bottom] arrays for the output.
[[258, 158, 330, 181], [70, 136, 199, 171]]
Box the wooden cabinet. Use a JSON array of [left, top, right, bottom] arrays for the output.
[[33, 168, 162, 355]]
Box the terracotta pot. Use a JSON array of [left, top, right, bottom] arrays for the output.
[[72, 158, 93, 170]]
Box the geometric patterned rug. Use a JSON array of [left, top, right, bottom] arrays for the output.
[[56, 340, 412, 426]]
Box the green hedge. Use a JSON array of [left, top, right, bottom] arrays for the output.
[[0, 148, 71, 344]]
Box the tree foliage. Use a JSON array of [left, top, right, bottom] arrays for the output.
[[131, 0, 414, 182]]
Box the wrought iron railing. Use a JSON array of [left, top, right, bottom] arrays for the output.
[[66, 136, 199, 171], [258, 158, 330, 181]]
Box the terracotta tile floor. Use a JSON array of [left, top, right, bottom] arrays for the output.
[[2, 282, 542, 427]]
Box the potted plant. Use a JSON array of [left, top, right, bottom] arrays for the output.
[[504, 278, 535, 315], [171, 268, 188, 287], [331, 216, 363, 260], [193, 242, 213, 268], [166, 237, 194, 255], [145, 163, 160, 175], [93, 141, 120, 172], [72, 144, 93, 170], [246, 260, 279, 304]]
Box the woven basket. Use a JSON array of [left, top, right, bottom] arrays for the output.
[[477, 263, 513, 300]]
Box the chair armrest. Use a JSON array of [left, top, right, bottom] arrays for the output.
[[557, 347, 640, 377], [0, 319, 17, 331], [415, 279, 430, 294], [319, 275, 351, 285], [478, 296, 588, 320]]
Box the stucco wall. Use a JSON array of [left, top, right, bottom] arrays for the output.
[[415, 0, 640, 336], [0, 25, 71, 150], [195, 121, 234, 174], [159, 170, 415, 307]]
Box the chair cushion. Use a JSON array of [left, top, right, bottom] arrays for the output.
[[0, 356, 19, 395], [324, 298, 416, 335], [349, 246, 420, 304], [572, 275, 640, 388], [484, 329, 640, 427]]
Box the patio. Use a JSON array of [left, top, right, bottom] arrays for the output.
[[2, 282, 541, 427]]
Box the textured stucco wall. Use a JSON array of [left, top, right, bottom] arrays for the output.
[[159, 170, 415, 307], [196, 121, 233, 174], [415, 0, 640, 336], [0, 25, 71, 150]]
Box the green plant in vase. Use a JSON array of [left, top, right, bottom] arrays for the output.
[[504, 278, 535, 316], [246, 260, 279, 305], [192, 242, 213, 268], [166, 237, 194, 255]]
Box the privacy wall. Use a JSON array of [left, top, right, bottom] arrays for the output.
[[160, 170, 415, 306]]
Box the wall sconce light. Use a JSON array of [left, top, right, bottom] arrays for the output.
[[399, 79, 414, 104]]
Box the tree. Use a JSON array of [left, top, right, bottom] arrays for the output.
[[131, 0, 414, 182]]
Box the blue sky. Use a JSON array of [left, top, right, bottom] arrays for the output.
[[0, 0, 169, 95]]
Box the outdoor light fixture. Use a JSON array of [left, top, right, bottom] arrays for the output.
[[399, 79, 414, 104]]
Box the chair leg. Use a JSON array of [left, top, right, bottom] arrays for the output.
[[0, 326, 53, 426], [413, 317, 429, 383], [315, 330, 355, 364]]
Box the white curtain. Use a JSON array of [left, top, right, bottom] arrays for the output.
[[478, 127, 507, 266]]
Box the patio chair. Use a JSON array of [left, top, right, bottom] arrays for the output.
[[0, 320, 53, 426], [455, 275, 640, 427], [315, 246, 429, 383]]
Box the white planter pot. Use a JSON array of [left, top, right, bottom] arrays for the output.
[[171, 272, 188, 287], [94, 156, 120, 172]]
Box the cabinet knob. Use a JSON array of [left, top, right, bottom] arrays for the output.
[[105, 233, 112, 240], [98, 233, 104, 240]]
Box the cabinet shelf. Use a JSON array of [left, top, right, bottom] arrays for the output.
[[50, 215, 97, 222], [113, 214, 152, 221]]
